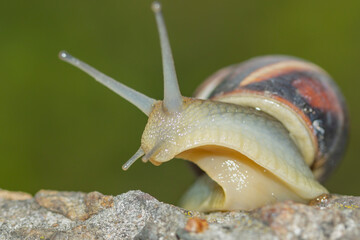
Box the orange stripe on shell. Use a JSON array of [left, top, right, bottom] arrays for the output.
[[239, 60, 326, 86], [292, 78, 343, 114]]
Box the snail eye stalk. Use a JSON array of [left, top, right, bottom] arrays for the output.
[[58, 51, 156, 116], [152, 1, 183, 112]]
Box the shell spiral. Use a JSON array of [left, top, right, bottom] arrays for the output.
[[194, 55, 349, 182]]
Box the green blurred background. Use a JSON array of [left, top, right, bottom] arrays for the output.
[[0, 0, 359, 205]]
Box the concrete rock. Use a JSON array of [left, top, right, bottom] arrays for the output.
[[0, 189, 359, 240]]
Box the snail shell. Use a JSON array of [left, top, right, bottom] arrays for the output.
[[194, 55, 349, 183], [59, 2, 349, 211]]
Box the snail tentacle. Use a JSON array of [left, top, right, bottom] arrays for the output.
[[142, 140, 165, 163], [152, 1, 183, 112], [59, 51, 156, 116], [122, 147, 145, 171]]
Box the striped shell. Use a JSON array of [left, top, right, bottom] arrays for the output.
[[194, 55, 349, 182]]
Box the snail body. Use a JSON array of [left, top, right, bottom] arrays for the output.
[[59, 2, 348, 211]]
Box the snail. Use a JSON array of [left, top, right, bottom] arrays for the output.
[[59, 2, 348, 211]]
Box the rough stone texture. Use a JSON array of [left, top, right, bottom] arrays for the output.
[[0, 189, 359, 240], [34, 190, 114, 221]]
